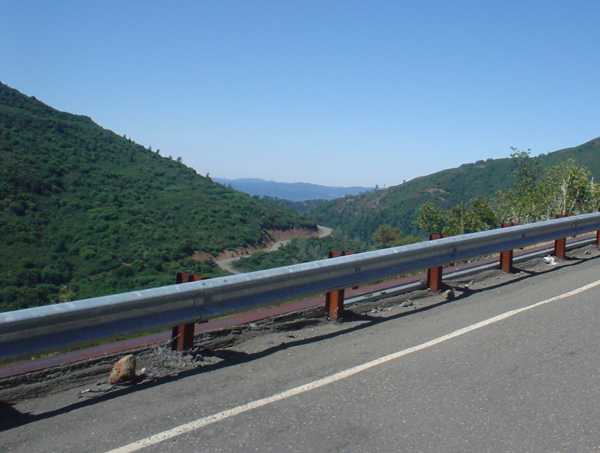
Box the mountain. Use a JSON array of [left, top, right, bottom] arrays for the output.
[[0, 82, 314, 310], [215, 177, 372, 201], [307, 138, 600, 241]]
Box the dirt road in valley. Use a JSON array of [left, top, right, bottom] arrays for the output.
[[215, 225, 333, 274]]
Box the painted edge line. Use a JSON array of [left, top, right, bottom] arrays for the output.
[[106, 278, 600, 453]]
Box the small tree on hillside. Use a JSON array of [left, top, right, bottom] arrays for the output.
[[586, 178, 600, 212], [372, 224, 402, 247], [540, 160, 590, 216], [467, 198, 498, 231], [416, 202, 447, 235], [508, 149, 545, 223]]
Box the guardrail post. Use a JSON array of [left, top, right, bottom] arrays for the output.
[[171, 272, 204, 352], [554, 236, 567, 260], [325, 250, 346, 321], [553, 212, 568, 260], [499, 222, 514, 273], [426, 233, 443, 292]]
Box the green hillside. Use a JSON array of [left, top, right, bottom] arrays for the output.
[[0, 82, 314, 310], [307, 139, 600, 241]]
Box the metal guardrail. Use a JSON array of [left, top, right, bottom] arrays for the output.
[[2, 212, 600, 359], [343, 235, 598, 306]]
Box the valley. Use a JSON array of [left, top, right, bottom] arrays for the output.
[[2, 80, 600, 310]]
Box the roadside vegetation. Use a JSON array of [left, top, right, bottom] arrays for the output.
[[416, 151, 600, 236], [494, 151, 600, 223]]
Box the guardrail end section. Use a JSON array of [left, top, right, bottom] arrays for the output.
[[171, 272, 205, 352], [325, 251, 346, 321]]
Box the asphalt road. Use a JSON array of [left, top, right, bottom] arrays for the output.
[[4, 250, 600, 452]]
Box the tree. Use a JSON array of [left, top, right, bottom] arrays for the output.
[[495, 148, 545, 223], [510, 147, 540, 194], [416, 202, 447, 234], [586, 178, 600, 212], [507, 148, 544, 223], [541, 160, 590, 216], [372, 224, 402, 247], [468, 198, 497, 231], [445, 202, 468, 236]]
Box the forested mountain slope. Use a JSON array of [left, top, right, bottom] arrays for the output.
[[0, 82, 314, 310], [307, 138, 600, 241]]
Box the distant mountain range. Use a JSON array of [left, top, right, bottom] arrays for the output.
[[215, 177, 373, 201]]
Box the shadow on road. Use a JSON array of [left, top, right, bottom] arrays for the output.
[[2, 253, 597, 431]]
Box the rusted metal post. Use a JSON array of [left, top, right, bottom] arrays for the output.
[[596, 230, 600, 248], [325, 250, 346, 321], [499, 222, 514, 273], [554, 237, 567, 260], [171, 272, 204, 352], [553, 212, 568, 260], [426, 233, 443, 292]]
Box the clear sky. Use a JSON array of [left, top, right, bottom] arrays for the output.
[[3, 1, 600, 186]]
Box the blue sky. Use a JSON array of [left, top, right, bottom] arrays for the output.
[[3, 1, 600, 186]]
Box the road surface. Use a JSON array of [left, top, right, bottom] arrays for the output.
[[3, 248, 600, 452]]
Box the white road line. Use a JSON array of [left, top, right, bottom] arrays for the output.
[[107, 279, 600, 453]]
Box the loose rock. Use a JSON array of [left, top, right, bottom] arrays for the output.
[[443, 289, 455, 300], [108, 354, 137, 385]]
